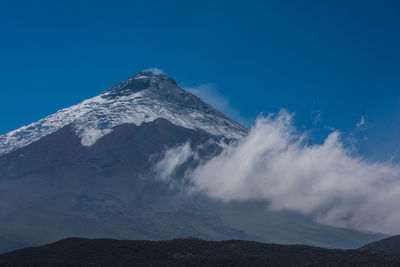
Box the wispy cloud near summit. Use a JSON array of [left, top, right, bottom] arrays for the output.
[[186, 84, 252, 128], [144, 67, 165, 75], [356, 115, 365, 128]]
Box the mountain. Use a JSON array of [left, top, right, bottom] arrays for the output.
[[0, 71, 246, 155], [1, 237, 399, 267], [0, 71, 384, 253], [359, 235, 400, 254]]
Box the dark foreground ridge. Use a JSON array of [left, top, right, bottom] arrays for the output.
[[359, 235, 400, 254], [0, 237, 399, 267]]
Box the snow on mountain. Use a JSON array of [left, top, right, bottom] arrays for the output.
[[0, 71, 247, 155]]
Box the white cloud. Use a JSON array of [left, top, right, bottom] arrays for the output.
[[185, 84, 252, 128], [156, 110, 400, 235], [356, 115, 365, 128], [154, 142, 196, 182], [312, 110, 322, 125], [144, 67, 165, 75]]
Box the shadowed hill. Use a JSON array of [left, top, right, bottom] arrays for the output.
[[1, 238, 400, 267], [359, 235, 400, 254]]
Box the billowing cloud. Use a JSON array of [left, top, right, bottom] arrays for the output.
[[155, 110, 400, 235]]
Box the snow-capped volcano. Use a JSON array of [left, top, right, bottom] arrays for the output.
[[0, 71, 383, 251], [0, 71, 247, 155]]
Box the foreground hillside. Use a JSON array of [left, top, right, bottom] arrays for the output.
[[359, 235, 400, 254], [0, 238, 399, 267]]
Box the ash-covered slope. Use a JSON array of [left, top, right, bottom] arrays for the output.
[[0, 71, 246, 155]]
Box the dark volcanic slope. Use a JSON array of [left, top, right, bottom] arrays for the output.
[[0, 118, 248, 252], [1, 238, 399, 267], [360, 235, 400, 254]]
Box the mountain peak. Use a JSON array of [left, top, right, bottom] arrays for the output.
[[107, 71, 178, 96], [129, 70, 172, 82], [0, 73, 247, 155], [131, 71, 178, 86], [132, 70, 164, 78]]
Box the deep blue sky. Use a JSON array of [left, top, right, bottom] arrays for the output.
[[1, 0, 399, 161]]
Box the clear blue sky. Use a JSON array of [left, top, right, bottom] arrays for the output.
[[1, 0, 399, 161]]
